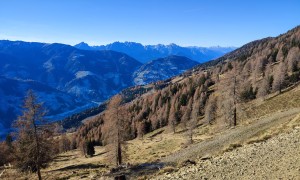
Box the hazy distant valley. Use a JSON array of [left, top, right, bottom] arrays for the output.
[[0, 40, 233, 138]]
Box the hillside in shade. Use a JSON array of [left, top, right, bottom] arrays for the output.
[[133, 55, 199, 85], [0, 40, 142, 136], [0, 40, 205, 138]]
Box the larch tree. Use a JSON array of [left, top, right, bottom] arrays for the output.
[[187, 97, 200, 144], [286, 47, 300, 72], [257, 76, 270, 98], [258, 63, 272, 98], [14, 90, 53, 180], [0, 134, 14, 166], [137, 121, 146, 139], [168, 98, 178, 133], [103, 95, 130, 167], [161, 100, 170, 127], [272, 61, 286, 93], [59, 133, 71, 153], [219, 62, 242, 127], [253, 57, 264, 83], [182, 98, 193, 130], [205, 95, 217, 124]]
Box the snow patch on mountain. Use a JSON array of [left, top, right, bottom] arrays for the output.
[[75, 71, 95, 78], [74, 41, 236, 63]]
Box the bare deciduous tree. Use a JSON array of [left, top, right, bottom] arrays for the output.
[[186, 98, 200, 144], [182, 98, 192, 129], [103, 95, 130, 167], [59, 133, 71, 153], [221, 62, 240, 126], [272, 62, 286, 93], [14, 90, 54, 180], [168, 98, 178, 133], [257, 76, 270, 98], [205, 95, 217, 124], [137, 121, 146, 139], [286, 47, 300, 72]]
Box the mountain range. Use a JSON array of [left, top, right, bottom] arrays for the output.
[[74, 41, 235, 63], [0, 40, 233, 137]]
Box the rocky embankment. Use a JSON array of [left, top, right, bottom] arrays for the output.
[[156, 126, 300, 179]]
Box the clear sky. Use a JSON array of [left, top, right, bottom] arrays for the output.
[[0, 0, 299, 47]]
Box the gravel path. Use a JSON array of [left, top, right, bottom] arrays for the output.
[[162, 108, 300, 164], [157, 125, 300, 179]]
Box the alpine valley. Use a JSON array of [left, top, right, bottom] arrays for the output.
[[0, 40, 232, 138]]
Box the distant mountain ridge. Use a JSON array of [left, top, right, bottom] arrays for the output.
[[0, 40, 209, 137], [74, 41, 235, 63], [133, 55, 199, 85], [0, 40, 143, 137]]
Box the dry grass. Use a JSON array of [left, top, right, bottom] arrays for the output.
[[157, 166, 177, 174], [127, 128, 186, 164], [242, 85, 300, 121], [246, 111, 300, 145], [4, 85, 300, 179]]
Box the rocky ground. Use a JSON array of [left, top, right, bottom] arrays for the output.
[[156, 126, 300, 180]]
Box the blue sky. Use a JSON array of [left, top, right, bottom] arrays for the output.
[[0, 0, 299, 47]]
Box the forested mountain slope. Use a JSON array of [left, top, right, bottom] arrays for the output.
[[75, 25, 300, 147]]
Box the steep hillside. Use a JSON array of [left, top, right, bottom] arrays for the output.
[[0, 40, 210, 136], [75, 25, 300, 152], [3, 84, 300, 179], [133, 55, 199, 85], [74, 41, 235, 63], [2, 25, 300, 180]]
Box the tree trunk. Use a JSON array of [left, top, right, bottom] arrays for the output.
[[172, 121, 176, 134], [117, 142, 122, 166], [233, 73, 237, 127], [233, 106, 237, 126], [33, 118, 42, 180], [189, 129, 193, 144], [279, 82, 282, 94], [37, 168, 42, 180]]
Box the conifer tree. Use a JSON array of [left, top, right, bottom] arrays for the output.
[[186, 98, 200, 144], [272, 62, 286, 93], [103, 95, 130, 167], [168, 99, 177, 133], [182, 98, 193, 129], [205, 95, 217, 124], [14, 90, 53, 180]]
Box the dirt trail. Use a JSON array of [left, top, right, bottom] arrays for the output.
[[157, 126, 300, 179], [162, 108, 300, 163]]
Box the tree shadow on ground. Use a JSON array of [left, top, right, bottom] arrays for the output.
[[51, 163, 107, 171], [108, 162, 166, 178]]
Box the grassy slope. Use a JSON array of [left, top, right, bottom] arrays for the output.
[[2, 84, 300, 179]]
